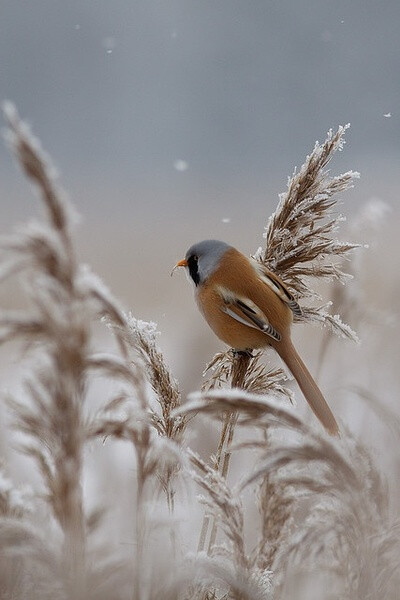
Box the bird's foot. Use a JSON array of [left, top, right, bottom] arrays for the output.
[[231, 348, 254, 359]]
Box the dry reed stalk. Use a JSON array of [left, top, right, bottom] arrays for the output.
[[259, 125, 360, 340], [104, 313, 187, 516], [205, 353, 250, 553], [90, 403, 152, 600], [196, 125, 359, 569], [197, 353, 245, 553], [2, 103, 89, 598], [199, 389, 400, 600], [255, 473, 292, 570], [88, 333, 186, 600], [199, 351, 293, 554], [205, 360, 292, 571], [188, 451, 272, 600], [189, 451, 249, 572], [1, 104, 189, 600], [0, 104, 168, 600], [262, 127, 358, 287], [0, 468, 33, 598], [271, 436, 399, 600], [178, 388, 373, 597], [89, 369, 185, 600], [108, 314, 185, 440]]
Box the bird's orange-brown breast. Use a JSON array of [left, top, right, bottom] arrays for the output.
[[196, 248, 293, 350]]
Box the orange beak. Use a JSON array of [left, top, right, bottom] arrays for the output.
[[170, 258, 188, 276]]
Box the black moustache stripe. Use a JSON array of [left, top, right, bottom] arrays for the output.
[[187, 255, 200, 286]]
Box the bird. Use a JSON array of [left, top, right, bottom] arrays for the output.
[[172, 239, 339, 436]]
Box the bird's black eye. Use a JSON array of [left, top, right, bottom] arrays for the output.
[[187, 254, 200, 286]]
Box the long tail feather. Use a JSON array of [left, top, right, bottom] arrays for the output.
[[276, 339, 340, 436]]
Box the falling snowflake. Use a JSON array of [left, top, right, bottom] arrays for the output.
[[102, 37, 116, 54], [174, 159, 188, 172]]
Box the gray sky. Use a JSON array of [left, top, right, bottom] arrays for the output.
[[1, 1, 399, 213]]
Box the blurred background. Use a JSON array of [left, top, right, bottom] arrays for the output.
[[0, 0, 399, 418]]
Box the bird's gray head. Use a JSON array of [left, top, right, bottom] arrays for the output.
[[184, 239, 231, 286]]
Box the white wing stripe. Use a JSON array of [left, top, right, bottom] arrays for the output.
[[220, 305, 260, 330]]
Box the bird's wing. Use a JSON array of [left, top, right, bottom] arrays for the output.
[[252, 261, 303, 318], [218, 287, 282, 342]]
